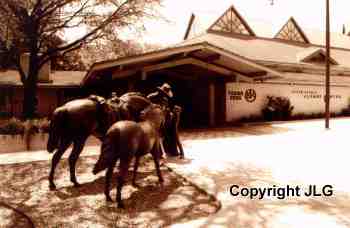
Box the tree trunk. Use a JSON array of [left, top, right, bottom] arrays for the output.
[[22, 43, 40, 119], [22, 74, 38, 119]]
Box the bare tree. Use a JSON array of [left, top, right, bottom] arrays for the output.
[[0, 0, 162, 118]]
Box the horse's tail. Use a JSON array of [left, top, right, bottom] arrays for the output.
[[47, 108, 69, 153], [93, 129, 120, 174]]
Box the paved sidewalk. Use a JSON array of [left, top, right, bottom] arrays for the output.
[[2, 118, 350, 227], [168, 118, 350, 228]]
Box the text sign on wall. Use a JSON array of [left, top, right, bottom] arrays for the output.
[[226, 83, 350, 122], [228, 89, 257, 102], [228, 90, 243, 100], [291, 90, 342, 100]]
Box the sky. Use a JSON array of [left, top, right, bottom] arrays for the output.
[[139, 0, 350, 45]]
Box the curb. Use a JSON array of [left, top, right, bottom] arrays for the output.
[[164, 164, 222, 214], [239, 116, 350, 127]]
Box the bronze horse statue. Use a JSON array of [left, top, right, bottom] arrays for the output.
[[92, 104, 166, 208], [47, 93, 151, 190]]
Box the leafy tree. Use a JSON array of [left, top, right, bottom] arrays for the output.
[[0, 0, 161, 118], [47, 35, 86, 71], [80, 35, 163, 67]]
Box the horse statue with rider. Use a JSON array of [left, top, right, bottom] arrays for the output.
[[47, 83, 184, 191]]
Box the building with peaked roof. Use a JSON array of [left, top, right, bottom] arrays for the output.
[[83, 4, 350, 127]]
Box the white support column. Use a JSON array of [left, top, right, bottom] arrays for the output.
[[209, 82, 216, 127]]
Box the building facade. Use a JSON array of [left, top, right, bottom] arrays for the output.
[[82, 5, 350, 128], [0, 70, 85, 118]]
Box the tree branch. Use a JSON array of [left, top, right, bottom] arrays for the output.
[[39, 0, 130, 62], [39, 0, 75, 21], [39, 42, 83, 69], [32, 0, 43, 16]]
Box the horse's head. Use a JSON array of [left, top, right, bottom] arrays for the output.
[[140, 104, 166, 130]]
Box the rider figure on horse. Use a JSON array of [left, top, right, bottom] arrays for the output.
[[147, 83, 184, 158], [147, 83, 174, 109]]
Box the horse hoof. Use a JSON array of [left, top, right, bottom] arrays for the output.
[[73, 182, 81, 188], [132, 182, 140, 188], [49, 183, 56, 191], [118, 203, 125, 209]]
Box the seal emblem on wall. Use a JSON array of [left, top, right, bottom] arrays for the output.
[[244, 89, 256, 102]]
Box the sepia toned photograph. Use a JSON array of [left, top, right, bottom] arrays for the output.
[[1, 0, 350, 227]]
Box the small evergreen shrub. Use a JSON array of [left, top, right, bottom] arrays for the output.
[[262, 96, 294, 121]]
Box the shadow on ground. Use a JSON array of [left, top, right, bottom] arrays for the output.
[[173, 162, 350, 228], [0, 155, 219, 228]]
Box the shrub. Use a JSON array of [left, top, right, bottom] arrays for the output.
[[0, 112, 12, 119], [0, 118, 25, 135], [23, 120, 39, 135], [262, 96, 294, 121], [37, 118, 50, 133], [0, 118, 50, 135]]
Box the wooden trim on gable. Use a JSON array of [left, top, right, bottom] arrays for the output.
[[207, 5, 256, 37], [274, 17, 310, 44]]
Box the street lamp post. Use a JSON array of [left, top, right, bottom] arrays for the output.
[[325, 0, 331, 129]]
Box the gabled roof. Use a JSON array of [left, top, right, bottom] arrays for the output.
[[207, 5, 255, 37], [184, 9, 350, 50], [297, 48, 338, 65], [179, 32, 350, 69], [275, 17, 310, 43]]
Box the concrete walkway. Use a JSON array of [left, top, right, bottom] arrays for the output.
[[168, 118, 350, 228], [2, 118, 350, 227]]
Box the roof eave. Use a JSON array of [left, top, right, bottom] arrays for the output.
[[82, 41, 284, 85]]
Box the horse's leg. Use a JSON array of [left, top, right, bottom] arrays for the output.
[[105, 161, 116, 202], [176, 131, 185, 159], [116, 158, 131, 209], [159, 138, 166, 159], [68, 135, 88, 187], [49, 138, 72, 190], [151, 143, 164, 184], [132, 156, 141, 187]]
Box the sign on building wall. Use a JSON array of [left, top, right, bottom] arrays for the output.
[[226, 82, 350, 122]]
